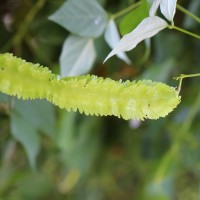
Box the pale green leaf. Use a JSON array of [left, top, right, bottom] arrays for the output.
[[149, 0, 161, 16], [49, 0, 108, 37], [10, 99, 56, 169], [0, 93, 9, 103], [104, 16, 168, 62], [10, 112, 40, 170], [160, 0, 177, 22], [13, 99, 56, 137], [104, 20, 131, 64], [60, 35, 96, 77]]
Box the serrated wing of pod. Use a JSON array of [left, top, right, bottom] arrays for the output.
[[0, 53, 181, 120]]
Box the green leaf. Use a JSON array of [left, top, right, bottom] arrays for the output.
[[60, 35, 96, 77], [13, 99, 56, 137], [49, 0, 108, 38], [10, 112, 40, 170], [119, 0, 149, 36]]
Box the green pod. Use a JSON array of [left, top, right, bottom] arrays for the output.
[[0, 53, 181, 120]]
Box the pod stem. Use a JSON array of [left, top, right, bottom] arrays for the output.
[[174, 73, 200, 94]]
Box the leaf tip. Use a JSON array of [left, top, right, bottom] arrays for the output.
[[103, 51, 114, 63]]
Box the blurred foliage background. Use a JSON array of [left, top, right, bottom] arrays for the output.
[[0, 0, 200, 199]]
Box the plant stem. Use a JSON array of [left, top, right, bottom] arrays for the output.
[[112, 1, 141, 19], [176, 4, 200, 24], [174, 73, 200, 93], [176, 76, 183, 94], [138, 39, 151, 65], [175, 73, 200, 80], [168, 25, 200, 39]]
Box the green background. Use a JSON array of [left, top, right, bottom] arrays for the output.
[[0, 0, 200, 199]]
